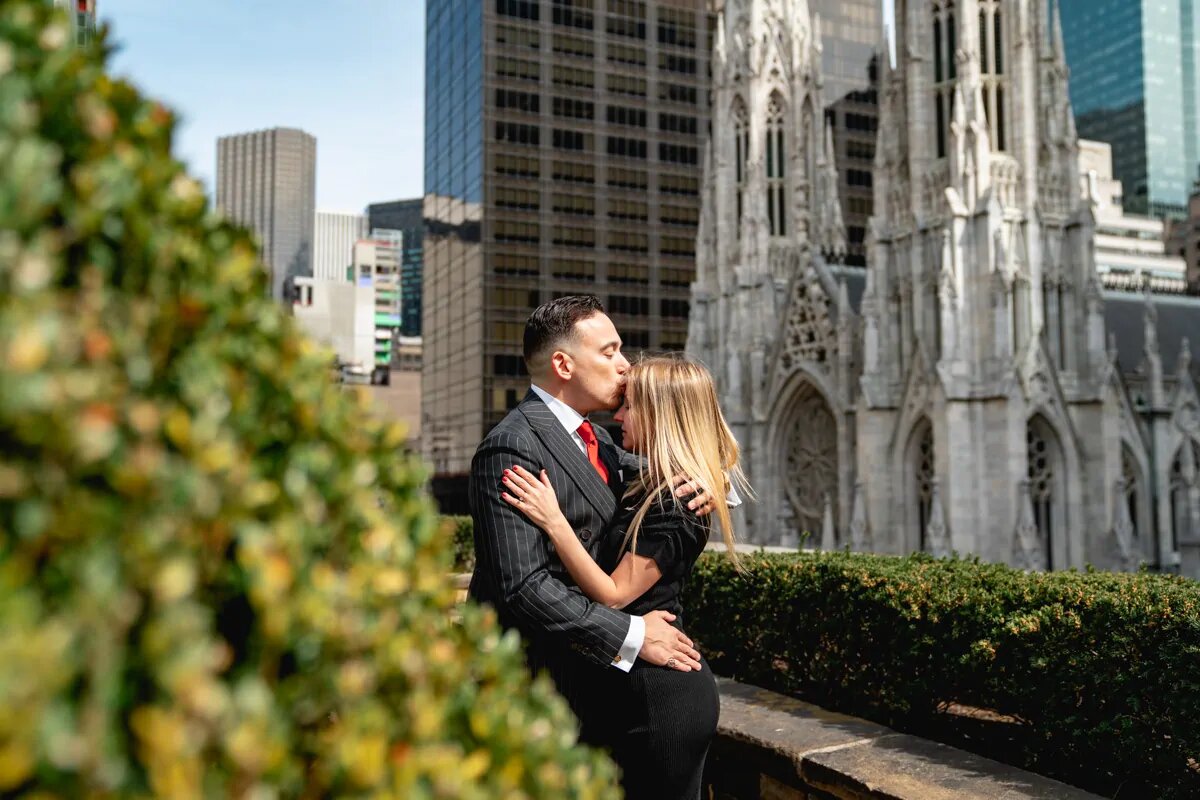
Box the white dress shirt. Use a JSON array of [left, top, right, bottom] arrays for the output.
[[529, 384, 644, 671]]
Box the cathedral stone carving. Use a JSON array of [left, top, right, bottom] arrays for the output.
[[691, 0, 1200, 577]]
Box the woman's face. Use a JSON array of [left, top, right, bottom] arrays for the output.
[[613, 392, 642, 452]]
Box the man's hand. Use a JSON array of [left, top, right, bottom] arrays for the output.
[[672, 474, 716, 516], [640, 610, 701, 672]]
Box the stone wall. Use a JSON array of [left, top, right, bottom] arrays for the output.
[[705, 679, 1101, 800]]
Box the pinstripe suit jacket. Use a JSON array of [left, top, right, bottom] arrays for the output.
[[468, 390, 639, 689]]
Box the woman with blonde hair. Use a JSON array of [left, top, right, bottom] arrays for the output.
[[501, 355, 748, 800]]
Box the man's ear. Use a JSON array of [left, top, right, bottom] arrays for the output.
[[550, 350, 573, 381]]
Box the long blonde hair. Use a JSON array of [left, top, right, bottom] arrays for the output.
[[620, 355, 750, 563]]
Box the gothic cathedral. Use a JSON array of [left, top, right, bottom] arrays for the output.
[[689, 0, 1200, 576]]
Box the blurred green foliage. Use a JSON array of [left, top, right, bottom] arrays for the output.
[[0, 3, 617, 796], [686, 551, 1200, 798]]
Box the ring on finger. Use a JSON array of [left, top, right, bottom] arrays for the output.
[[667, 658, 677, 668]]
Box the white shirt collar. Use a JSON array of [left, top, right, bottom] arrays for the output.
[[530, 383, 587, 437]]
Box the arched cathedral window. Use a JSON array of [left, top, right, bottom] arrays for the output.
[[1121, 446, 1143, 540], [932, 1, 957, 159], [733, 97, 748, 239], [978, 0, 1007, 150], [766, 93, 787, 236], [1026, 417, 1060, 569], [913, 421, 935, 550], [1169, 440, 1198, 555]]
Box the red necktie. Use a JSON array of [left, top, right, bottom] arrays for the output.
[[576, 420, 609, 483]]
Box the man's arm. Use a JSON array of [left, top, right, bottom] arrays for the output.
[[470, 431, 637, 668]]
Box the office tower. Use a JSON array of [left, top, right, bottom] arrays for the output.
[[54, 0, 96, 46], [354, 232, 404, 379], [1058, 0, 1200, 217], [1080, 139, 1188, 293], [423, 0, 712, 503], [216, 128, 317, 302], [314, 211, 367, 282], [367, 199, 424, 336]]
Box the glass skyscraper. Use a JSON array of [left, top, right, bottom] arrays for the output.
[[423, 0, 711, 508], [1059, 0, 1200, 217]]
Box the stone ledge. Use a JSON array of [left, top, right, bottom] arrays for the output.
[[709, 678, 1102, 800]]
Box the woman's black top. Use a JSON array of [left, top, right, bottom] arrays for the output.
[[600, 488, 711, 621]]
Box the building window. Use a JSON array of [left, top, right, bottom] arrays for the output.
[[496, 186, 541, 210], [496, 88, 541, 113], [552, 128, 593, 151], [607, 42, 646, 66], [657, 52, 697, 75], [657, 7, 697, 49], [1169, 440, 1198, 554], [494, 219, 540, 243], [608, 230, 649, 252], [606, 0, 647, 39], [609, 262, 649, 284], [913, 421, 935, 549], [551, 193, 595, 216], [659, 142, 698, 165], [606, 105, 648, 128], [552, 225, 596, 248], [766, 93, 787, 237], [932, 1, 957, 159], [552, 160, 595, 183], [609, 294, 650, 315], [978, 0, 1007, 150], [608, 166, 648, 189], [660, 204, 698, 226], [660, 236, 694, 257], [496, 24, 541, 49], [551, 258, 595, 280], [495, 121, 541, 147], [660, 173, 699, 195], [660, 298, 690, 318], [494, 252, 540, 276], [552, 0, 594, 30], [497, 0, 540, 21], [552, 96, 595, 120], [659, 112, 698, 136], [551, 64, 595, 88], [734, 97, 748, 238], [607, 135, 648, 159], [607, 73, 647, 97], [552, 32, 594, 58], [659, 82, 698, 106], [496, 56, 540, 82], [608, 198, 648, 220], [1026, 416, 1061, 570]]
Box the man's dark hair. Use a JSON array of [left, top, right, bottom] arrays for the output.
[[523, 294, 605, 371]]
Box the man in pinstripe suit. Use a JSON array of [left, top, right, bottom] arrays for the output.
[[468, 295, 703, 747]]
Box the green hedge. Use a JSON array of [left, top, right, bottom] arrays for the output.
[[684, 551, 1200, 798], [442, 515, 475, 572], [0, 3, 617, 796]]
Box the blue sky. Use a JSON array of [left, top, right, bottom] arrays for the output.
[[98, 1, 890, 213], [100, 0, 426, 213]]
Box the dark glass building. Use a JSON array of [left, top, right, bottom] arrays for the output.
[[367, 199, 424, 337], [816, 0, 883, 267], [424, 0, 712, 508], [1059, 0, 1200, 217]]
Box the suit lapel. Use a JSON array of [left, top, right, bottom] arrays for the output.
[[519, 391, 618, 520]]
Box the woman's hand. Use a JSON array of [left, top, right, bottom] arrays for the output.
[[502, 465, 569, 536]]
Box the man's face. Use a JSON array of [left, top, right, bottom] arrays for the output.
[[562, 312, 629, 414]]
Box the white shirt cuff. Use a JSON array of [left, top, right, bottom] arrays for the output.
[[611, 614, 643, 672], [728, 483, 743, 508]]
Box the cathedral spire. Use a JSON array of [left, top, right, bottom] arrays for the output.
[[818, 117, 847, 260]]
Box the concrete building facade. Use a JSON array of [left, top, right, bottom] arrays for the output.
[[314, 211, 367, 282], [216, 127, 317, 302]]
